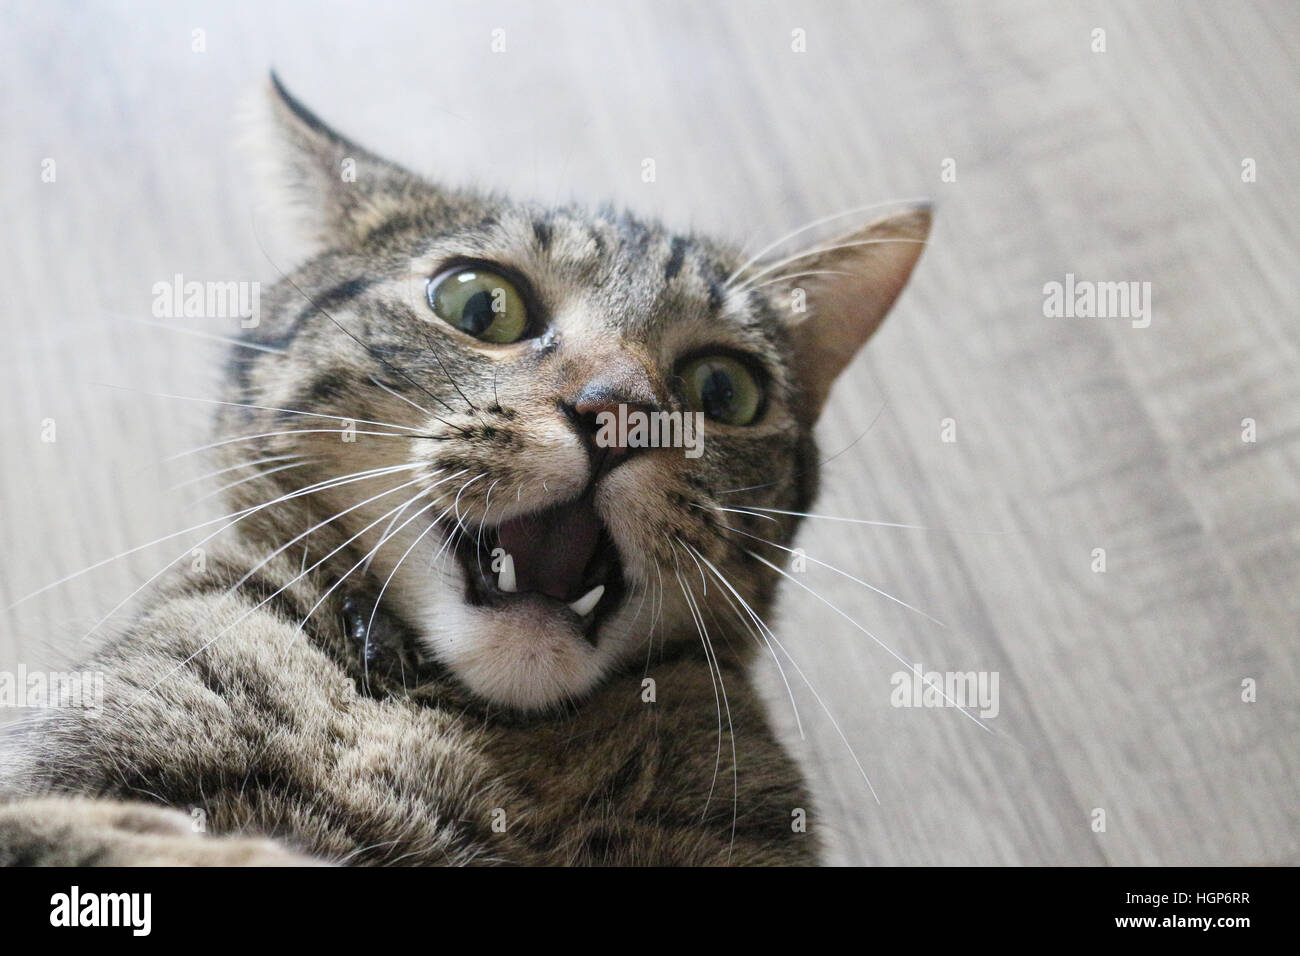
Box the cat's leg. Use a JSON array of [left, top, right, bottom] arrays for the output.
[[0, 796, 322, 865], [4, 577, 534, 866]]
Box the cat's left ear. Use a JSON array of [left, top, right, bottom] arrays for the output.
[[769, 205, 931, 419], [243, 72, 439, 252]]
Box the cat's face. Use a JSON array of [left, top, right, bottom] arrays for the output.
[[222, 76, 929, 710]]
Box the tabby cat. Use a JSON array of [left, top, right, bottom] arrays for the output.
[[0, 75, 929, 865]]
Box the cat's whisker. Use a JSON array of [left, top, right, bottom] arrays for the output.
[[162, 428, 441, 467], [105, 312, 288, 354], [239, 470, 461, 619], [427, 495, 472, 571], [731, 237, 929, 295], [362, 489, 430, 575], [716, 399, 891, 498], [711, 519, 948, 627], [642, 559, 667, 674], [168, 454, 303, 491], [375, 480, 471, 581], [422, 473, 489, 574], [242, 473, 439, 605], [477, 478, 502, 555], [253, 235, 474, 437], [367, 374, 441, 425], [724, 197, 933, 288], [652, 561, 667, 657], [701, 549, 882, 802], [188, 459, 314, 505], [669, 549, 726, 824], [8, 462, 422, 610], [363, 497, 467, 687], [816, 397, 892, 472], [678, 540, 804, 740], [743, 269, 857, 292], [86, 468, 436, 643], [288, 491, 454, 657], [450, 473, 488, 537], [693, 503, 779, 525], [125, 480, 449, 712], [414, 323, 481, 416], [746, 549, 995, 736], [625, 570, 654, 669], [672, 542, 738, 860], [300, 503, 311, 575], [680, 542, 882, 799], [95, 382, 434, 435], [726, 504, 1014, 536]]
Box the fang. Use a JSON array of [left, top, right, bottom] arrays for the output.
[[567, 584, 604, 617], [498, 554, 518, 593]]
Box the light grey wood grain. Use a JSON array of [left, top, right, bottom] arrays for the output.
[[1, 0, 1295, 864]]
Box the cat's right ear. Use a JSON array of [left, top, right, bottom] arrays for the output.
[[768, 205, 932, 420], [242, 72, 436, 254]]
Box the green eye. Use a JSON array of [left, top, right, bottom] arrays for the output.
[[679, 354, 764, 425], [426, 266, 529, 344]]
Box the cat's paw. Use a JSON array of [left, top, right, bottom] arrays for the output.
[[0, 796, 326, 866]]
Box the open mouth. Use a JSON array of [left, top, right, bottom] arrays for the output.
[[451, 493, 626, 645]]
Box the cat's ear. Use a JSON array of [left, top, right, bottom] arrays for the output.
[[770, 205, 931, 418], [243, 72, 436, 252]]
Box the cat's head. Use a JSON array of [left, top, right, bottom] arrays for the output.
[[224, 75, 929, 710]]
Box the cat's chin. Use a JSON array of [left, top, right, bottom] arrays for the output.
[[397, 486, 637, 709], [415, 594, 616, 711]]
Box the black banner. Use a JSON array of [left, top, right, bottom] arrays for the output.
[[0, 866, 1278, 942]]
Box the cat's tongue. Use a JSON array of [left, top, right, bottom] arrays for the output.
[[495, 497, 602, 601]]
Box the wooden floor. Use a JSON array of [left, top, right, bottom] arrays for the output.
[[1, 1, 1295, 864]]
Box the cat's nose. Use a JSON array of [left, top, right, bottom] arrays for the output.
[[560, 363, 660, 479]]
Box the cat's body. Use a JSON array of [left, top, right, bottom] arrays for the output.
[[2, 538, 810, 865], [0, 77, 928, 865]]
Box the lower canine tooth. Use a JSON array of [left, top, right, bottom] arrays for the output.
[[497, 554, 517, 593], [567, 584, 604, 617]]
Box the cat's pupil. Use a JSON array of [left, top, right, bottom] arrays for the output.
[[461, 290, 497, 335], [700, 369, 735, 419]]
